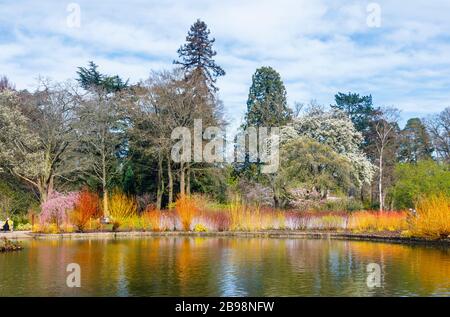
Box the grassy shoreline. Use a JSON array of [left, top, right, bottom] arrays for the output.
[[3, 230, 449, 246]]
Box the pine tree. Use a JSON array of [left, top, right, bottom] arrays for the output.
[[77, 61, 128, 92], [332, 92, 375, 145], [245, 66, 292, 127], [77, 61, 102, 89], [398, 118, 434, 163], [174, 19, 225, 91]]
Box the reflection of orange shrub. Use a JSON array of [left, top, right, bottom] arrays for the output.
[[410, 194, 450, 239], [70, 190, 100, 232], [349, 211, 408, 232], [176, 195, 197, 231]]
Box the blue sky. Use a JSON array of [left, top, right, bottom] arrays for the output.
[[1, 0, 450, 130]]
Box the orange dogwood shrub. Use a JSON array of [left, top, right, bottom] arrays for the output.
[[176, 195, 198, 231], [70, 190, 101, 232], [410, 194, 450, 239], [143, 206, 162, 231]]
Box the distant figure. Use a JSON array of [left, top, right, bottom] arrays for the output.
[[2, 218, 10, 232]]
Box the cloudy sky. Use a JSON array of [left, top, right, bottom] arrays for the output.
[[1, 0, 450, 129]]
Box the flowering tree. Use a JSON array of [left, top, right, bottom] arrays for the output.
[[40, 191, 79, 228], [275, 137, 353, 207], [284, 108, 375, 187]]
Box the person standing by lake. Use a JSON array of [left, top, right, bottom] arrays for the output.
[[2, 218, 10, 232]]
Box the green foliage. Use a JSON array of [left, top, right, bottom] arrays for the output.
[[288, 108, 375, 187], [122, 163, 136, 195], [0, 177, 38, 220], [245, 66, 292, 127], [332, 92, 375, 141], [389, 160, 450, 209], [276, 137, 353, 201], [77, 61, 128, 92], [398, 118, 433, 163], [15, 223, 32, 231], [191, 167, 229, 203], [324, 198, 364, 212], [174, 19, 225, 91], [77, 61, 102, 88]]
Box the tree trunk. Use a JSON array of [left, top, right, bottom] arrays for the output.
[[379, 150, 383, 212], [180, 162, 185, 196], [273, 194, 279, 208], [270, 176, 279, 208], [168, 158, 173, 207], [360, 187, 364, 204], [102, 150, 109, 216], [37, 180, 48, 203], [186, 164, 191, 196], [103, 188, 109, 217], [156, 155, 164, 210], [37, 173, 54, 203]]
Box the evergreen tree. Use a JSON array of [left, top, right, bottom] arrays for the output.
[[398, 118, 433, 163], [174, 19, 225, 91], [77, 61, 128, 92], [77, 61, 102, 88], [245, 66, 292, 127], [122, 163, 136, 195], [332, 92, 375, 146]]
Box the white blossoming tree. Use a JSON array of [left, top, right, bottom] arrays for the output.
[[285, 108, 375, 188], [273, 107, 375, 209]]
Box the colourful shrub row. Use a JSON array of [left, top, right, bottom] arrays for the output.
[[348, 211, 408, 232], [35, 192, 448, 239]]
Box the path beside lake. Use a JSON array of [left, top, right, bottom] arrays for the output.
[[2, 230, 449, 246]]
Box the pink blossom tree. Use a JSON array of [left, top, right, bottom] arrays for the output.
[[40, 191, 79, 228]]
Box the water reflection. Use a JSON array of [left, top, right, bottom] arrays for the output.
[[0, 237, 448, 296]]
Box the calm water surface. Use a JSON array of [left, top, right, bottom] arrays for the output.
[[0, 237, 449, 296]]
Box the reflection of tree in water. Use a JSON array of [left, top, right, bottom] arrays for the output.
[[282, 239, 368, 296], [1, 238, 449, 296], [349, 242, 450, 296], [122, 237, 225, 296]]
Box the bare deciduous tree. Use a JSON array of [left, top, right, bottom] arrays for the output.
[[372, 107, 400, 211], [75, 88, 128, 215], [426, 107, 450, 163], [0, 81, 78, 202], [130, 69, 224, 209]]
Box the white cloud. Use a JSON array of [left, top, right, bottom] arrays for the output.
[[0, 0, 449, 128]]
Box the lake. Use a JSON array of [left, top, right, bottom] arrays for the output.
[[0, 237, 449, 296]]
